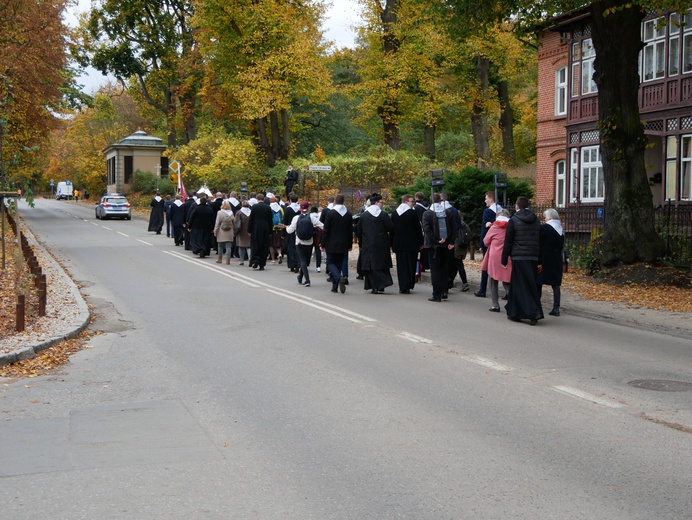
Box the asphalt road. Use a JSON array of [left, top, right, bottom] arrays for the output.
[[1, 198, 691, 519]]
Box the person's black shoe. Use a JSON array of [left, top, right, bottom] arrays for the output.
[[508, 316, 521, 322], [529, 317, 538, 326], [342, 277, 349, 285], [474, 291, 486, 298], [441, 293, 448, 300], [428, 297, 441, 302], [339, 277, 346, 294], [371, 289, 379, 294], [489, 307, 500, 312], [297, 274, 303, 285], [331, 288, 338, 293], [356, 275, 364, 280], [259, 266, 264, 270], [549, 307, 560, 316], [399, 289, 410, 294], [501, 294, 508, 300]]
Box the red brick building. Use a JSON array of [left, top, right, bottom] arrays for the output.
[[536, 6, 692, 208]]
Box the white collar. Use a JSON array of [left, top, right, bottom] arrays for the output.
[[173, 199, 183, 207], [333, 204, 347, 217], [289, 202, 300, 212], [366, 205, 381, 217], [154, 195, 162, 202], [547, 219, 563, 236], [248, 198, 258, 206], [431, 203, 446, 213], [229, 197, 239, 206], [240, 207, 251, 216], [396, 203, 412, 216], [270, 202, 281, 212]]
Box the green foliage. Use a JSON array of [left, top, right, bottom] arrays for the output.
[[131, 170, 175, 196]]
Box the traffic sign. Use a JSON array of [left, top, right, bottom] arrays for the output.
[[169, 160, 180, 173], [308, 165, 331, 172]]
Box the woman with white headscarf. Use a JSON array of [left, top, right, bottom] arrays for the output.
[[537, 208, 565, 316]]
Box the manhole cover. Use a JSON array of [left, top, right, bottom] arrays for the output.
[[628, 380, 692, 392]]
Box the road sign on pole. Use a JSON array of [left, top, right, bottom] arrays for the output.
[[308, 165, 331, 172]]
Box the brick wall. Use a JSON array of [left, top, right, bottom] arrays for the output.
[[536, 31, 569, 204]]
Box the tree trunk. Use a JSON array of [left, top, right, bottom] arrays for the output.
[[497, 80, 515, 165], [424, 123, 436, 160], [471, 55, 491, 167], [280, 108, 290, 160], [590, 1, 663, 266], [379, 0, 400, 151], [269, 110, 281, 160], [255, 117, 276, 167], [165, 87, 177, 147]]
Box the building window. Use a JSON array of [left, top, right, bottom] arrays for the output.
[[682, 135, 692, 201], [669, 13, 681, 76], [580, 39, 597, 94], [684, 9, 692, 74], [666, 136, 678, 200], [570, 148, 579, 203], [555, 67, 567, 115], [124, 155, 133, 184], [555, 160, 566, 207], [581, 146, 604, 202], [642, 17, 666, 81]]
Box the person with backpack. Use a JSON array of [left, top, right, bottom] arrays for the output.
[[269, 197, 284, 265], [213, 200, 235, 264], [421, 193, 458, 302], [453, 212, 472, 292], [284, 201, 324, 287]]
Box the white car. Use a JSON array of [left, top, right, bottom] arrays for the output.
[[95, 195, 132, 220]]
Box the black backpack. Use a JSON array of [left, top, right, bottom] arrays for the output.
[[296, 214, 315, 240], [456, 222, 471, 248]]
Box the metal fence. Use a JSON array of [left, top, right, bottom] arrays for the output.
[[531, 201, 692, 268]]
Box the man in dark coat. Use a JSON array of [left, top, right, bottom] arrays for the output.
[[414, 191, 429, 273], [163, 194, 173, 237], [501, 196, 543, 325], [188, 197, 215, 258], [421, 194, 458, 302], [355, 193, 394, 294], [147, 191, 165, 234], [391, 194, 423, 294], [476, 190, 502, 297], [284, 165, 299, 196], [321, 194, 353, 294], [283, 192, 300, 273], [169, 194, 185, 246], [182, 192, 197, 250], [248, 193, 273, 270]]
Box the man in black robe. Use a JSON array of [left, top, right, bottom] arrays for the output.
[[422, 194, 458, 302], [391, 194, 423, 294], [182, 192, 196, 250], [169, 194, 185, 246], [248, 193, 273, 270], [414, 191, 429, 273], [147, 191, 165, 234], [284, 165, 299, 196], [188, 197, 215, 258], [355, 193, 394, 294]]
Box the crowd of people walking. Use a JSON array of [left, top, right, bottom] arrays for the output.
[[147, 188, 565, 325]]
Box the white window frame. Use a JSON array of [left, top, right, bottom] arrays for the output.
[[580, 145, 604, 202], [683, 9, 692, 74], [682, 135, 692, 201], [669, 13, 681, 76], [555, 67, 567, 116], [641, 17, 666, 82], [555, 160, 566, 207], [665, 135, 678, 200], [570, 148, 579, 203], [580, 39, 597, 95]]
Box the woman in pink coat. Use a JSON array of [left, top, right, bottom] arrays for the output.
[[482, 209, 512, 312]]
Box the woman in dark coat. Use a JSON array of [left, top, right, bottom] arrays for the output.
[[391, 194, 423, 294], [537, 208, 565, 316], [188, 198, 215, 257], [147, 191, 165, 234], [355, 193, 394, 294]]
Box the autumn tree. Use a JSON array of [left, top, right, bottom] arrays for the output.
[[0, 0, 70, 189], [193, 0, 332, 167], [74, 0, 200, 147]]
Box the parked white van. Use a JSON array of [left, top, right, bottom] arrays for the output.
[[56, 181, 72, 200]]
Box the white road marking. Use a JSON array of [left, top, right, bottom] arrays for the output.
[[165, 250, 375, 322], [398, 332, 432, 344], [117, 232, 129, 237], [463, 355, 513, 372], [552, 385, 625, 408], [90, 222, 99, 226], [268, 289, 362, 323], [102, 226, 112, 231], [136, 239, 153, 246]]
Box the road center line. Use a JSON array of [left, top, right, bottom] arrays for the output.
[[552, 385, 624, 408], [463, 355, 513, 372], [398, 332, 433, 344], [136, 239, 153, 246], [165, 250, 376, 322], [102, 226, 112, 231], [267, 289, 361, 323], [117, 232, 129, 237]]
